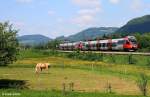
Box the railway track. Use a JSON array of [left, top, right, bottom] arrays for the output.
[[58, 50, 150, 56]]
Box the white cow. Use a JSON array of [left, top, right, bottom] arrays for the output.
[[35, 63, 50, 74]]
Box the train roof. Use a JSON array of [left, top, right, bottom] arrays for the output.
[[59, 41, 81, 46], [83, 38, 125, 44]]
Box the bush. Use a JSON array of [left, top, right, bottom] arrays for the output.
[[66, 51, 103, 61], [128, 54, 137, 64], [137, 73, 148, 96]]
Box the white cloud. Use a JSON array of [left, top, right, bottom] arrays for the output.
[[131, 0, 144, 12], [56, 18, 64, 23], [12, 21, 25, 29], [16, 0, 33, 3], [77, 8, 100, 15], [71, 0, 102, 26], [109, 0, 120, 4], [72, 0, 100, 8], [48, 10, 55, 16], [71, 15, 94, 26]]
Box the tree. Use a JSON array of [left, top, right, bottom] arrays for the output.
[[33, 43, 47, 50], [135, 33, 150, 51], [0, 22, 19, 66], [47, 40, 61, 50]]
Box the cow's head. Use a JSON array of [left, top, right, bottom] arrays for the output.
[[47, 63, 51, 68]]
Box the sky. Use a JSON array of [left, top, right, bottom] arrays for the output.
[[0, 0, 150, 39]]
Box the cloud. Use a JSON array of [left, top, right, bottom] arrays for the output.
[[71, 15, 94, 26], [77, 8, 100, 15], [56, 18, 64, 23], [48, 10, 55, 16], [12, 21, 25, 29], [71, 0, 102, 26], [16, 0, 33, 3], [131, 0, 144, 12], [72, 0, 100, 8], [109, 0, 120, 4]]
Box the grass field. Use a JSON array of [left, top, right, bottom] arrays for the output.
[[18, 49, 150, 66], [0, 49, 150, 97], [0, 89, 148, 97], [0, 66, 141, 94]]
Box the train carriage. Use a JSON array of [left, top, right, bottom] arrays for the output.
[[59, 36, 138, 51]]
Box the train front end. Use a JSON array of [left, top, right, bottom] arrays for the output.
[[123, 36, 138, 51]]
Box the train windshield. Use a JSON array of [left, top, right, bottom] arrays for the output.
[[129, 38, 137, 44]]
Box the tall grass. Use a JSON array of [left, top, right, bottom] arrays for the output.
[[18, 49, 150, 67], [66, 51, 103, 61]]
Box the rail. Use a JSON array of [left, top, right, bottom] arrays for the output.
[[58, 50, 150, 56]]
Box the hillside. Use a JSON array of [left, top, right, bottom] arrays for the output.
[[17, 34, 52, 45], [56, 27, 118, 42], [116, 15, 150, 35]]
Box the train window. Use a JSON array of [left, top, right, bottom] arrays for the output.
[[92, 44, 94, 47], [86, 44, 92, 48], [90, 44, 95, 47], [104, 43, 106, 47], [96, 43, 101, 47], [82, 43, 85, 46], [118, 40, 125, 44], [129, 39, 137, 44], [106, 43, 108, 47], [101, 43, 103, 47], [112, 43, 117, 47], [101, 43, 105, 47], [86, 44, 89, 47]]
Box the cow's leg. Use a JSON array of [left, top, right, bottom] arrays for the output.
[[35, 67, 39, 74]]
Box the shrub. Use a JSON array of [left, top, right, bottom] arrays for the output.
[[137, 73, 148, 96]]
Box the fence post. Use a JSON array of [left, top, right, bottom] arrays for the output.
[[128, 54, 133, 64], [62, 83, 66, 95], [69, 82, 74, 91], [92, 64, 94, 71], [100, 53, 104, 61], [106, 82, 112, 93], [111, 54, 116, 63]]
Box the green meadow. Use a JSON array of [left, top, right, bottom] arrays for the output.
[[0, 49, 150, 97]]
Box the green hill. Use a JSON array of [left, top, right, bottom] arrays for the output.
[[116, 15, 150, 35], [56, 27, 118, 42], [17, 34, 52, 46]]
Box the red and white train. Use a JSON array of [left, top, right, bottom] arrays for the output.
[[59, 36, 138, 51]]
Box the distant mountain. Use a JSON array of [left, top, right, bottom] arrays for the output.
[[17, 34, 52, 45], [56, 27, 118, 42], [55, 36, 66, 41], [116, 15, 150, 35]]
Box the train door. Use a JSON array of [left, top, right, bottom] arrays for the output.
[[88, 40, 91, 50], [101, 43, 105, 50], [96, 39, 100, 51], [116, 40, 125, 50], [108, 39, 112, 50]]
